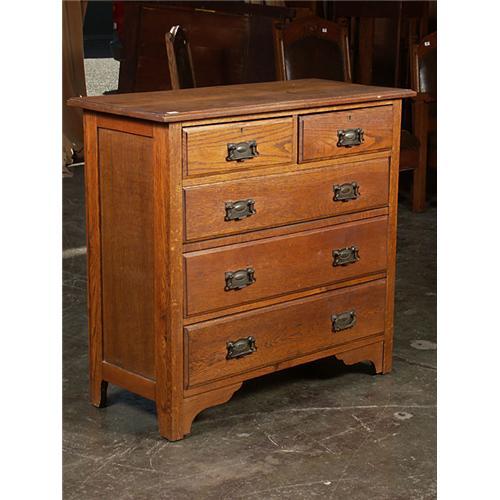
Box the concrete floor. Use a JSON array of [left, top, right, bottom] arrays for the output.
[[63, 59, 436, 499], [63, 166, 436, 499]]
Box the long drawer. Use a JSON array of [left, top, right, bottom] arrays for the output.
[[299, 105, 393, 162], [184, 158, 390, 241], [184, 216, 388, 316], [185, 279, 386, 387]]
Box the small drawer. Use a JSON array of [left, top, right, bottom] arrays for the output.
[[184, 216, 388, 317], [299, 105, 393, 162], [185, 279, 386, 387], [183, 117, 294, 177], [184, 158, 389, 241]]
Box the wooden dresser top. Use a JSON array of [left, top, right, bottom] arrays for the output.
[[68, 79, 414, 123]]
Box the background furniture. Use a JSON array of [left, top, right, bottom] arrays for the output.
[[165, 25, 196, 90], [270, 13, 435, 211], [273, 15, 351, 81], [69, 79, 414, 440], [116, 1, 298, 92], [110, 1, 436, 93], [63, 0, 88, 171], [326, 1, 435, 88], [400, 31, 436, 212]]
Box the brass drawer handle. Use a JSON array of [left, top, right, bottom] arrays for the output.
[[337, 128, 364, 148], [331, 310, 357, 332], [333, 182, 360, 202], [225, 199, 256, 221], [225, 267, 256, 291], [226, 336, 257, 360], [332, 246, 359, 266], [226, 140, 259, 162]]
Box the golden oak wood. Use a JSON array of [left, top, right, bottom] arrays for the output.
[[182, 149, 392, 188], [383, 99, 403, 373], [184, 158, 390, 241], [299, 105, 394, 162], [184, 117, 294, 177], [95, 113, 153, 137], [68, 78, 414, 123], [99, 129, 155, 379], [83, 112, 106, 408], [186, 279, 386, 388], [72, 79, 413, 440], [182, 207, 390, 253], [153, 123, 186, 440], [184, 336, 385, 398], [184, 216, 388, 317], [183, 272, 388, 327], [336, 341, 384, 374], [180, 100, 393, 129], [102, 362, 155, 401]]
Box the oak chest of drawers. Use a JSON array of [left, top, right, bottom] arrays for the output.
[[69, 79, 414, 440]]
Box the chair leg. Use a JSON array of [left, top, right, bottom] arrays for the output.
[[412, 163, 427, 212], [411, 101, 429, 212]]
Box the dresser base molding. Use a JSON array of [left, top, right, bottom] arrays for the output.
[[178, 383, 243, 440], [101, 361, 156, 401], [335, 340, 385, 374], [176, 340, 387, 440], [91, 339, 386, 440]]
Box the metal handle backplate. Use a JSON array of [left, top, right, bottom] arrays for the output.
[[225, 267, 256, 291], [332, 246, 359, 266], [226, 336, 257, 359], [333, 182, 360, 202], [225, 199, 256, 221], [226, 140, 259, 162], [331, 310, 357, 332], [337, 128, 364, 148]]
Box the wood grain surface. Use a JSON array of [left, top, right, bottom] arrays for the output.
[[84, 112, 107, 408], [68, 79, 415, 123], [184, 117, 293, 177], [184, 216, 388, 316], [382, 99, 403, 373], [99, 128, 155, 379], [300, 105, 394, 162], [184, 158, 389, 241], [80, 81, 410, 440], [186, 279, 386, 387]]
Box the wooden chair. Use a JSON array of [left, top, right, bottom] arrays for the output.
[[273, 15, 351, 82], [165, 25, 196, 90], [400, 31, 437, 212]]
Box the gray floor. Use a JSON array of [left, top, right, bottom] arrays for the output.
[[64, 59, 436, 499]]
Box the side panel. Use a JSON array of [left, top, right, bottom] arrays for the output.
[[98, 128, 155, 379]]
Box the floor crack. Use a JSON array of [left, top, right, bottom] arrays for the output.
[[393, 355, 437, 371]]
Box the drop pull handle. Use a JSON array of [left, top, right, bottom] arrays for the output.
[[331, 310, 357, 332], [332, 246, 360, 267], [226, 140, 259, 162], [337, 128, 364, 148], [225, 199, 256, 221], [226, 336, 257, 359], [224, 267, 256, 291], [333, 182, 360, 202]]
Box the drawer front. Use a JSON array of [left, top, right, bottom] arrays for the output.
[[186, 279, 386, 387], [299, 106, 393, 162], [184, 117, 294, 177], [184, 216, 388, 316], [184, 158, 389, 241]]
